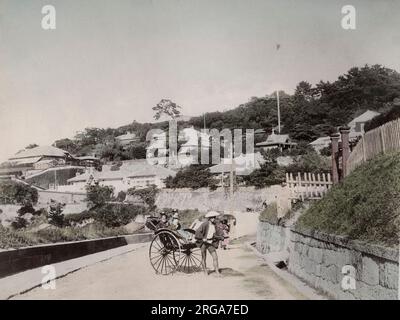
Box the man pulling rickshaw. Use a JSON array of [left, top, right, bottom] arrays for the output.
[[194, 211, 224, 276], [146, 210, 226, 276]]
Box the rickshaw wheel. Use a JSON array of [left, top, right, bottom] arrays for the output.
[[149, 230, 181, 275], [178, 244, 203, 273]]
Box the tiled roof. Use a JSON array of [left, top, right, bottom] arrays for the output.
[[348, 110, 380, 126], [9, 146, 70, 160], [256, 133, 291, 146]]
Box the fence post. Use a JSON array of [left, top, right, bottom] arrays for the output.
[[330, 133, 340, 184], [380, 126, 386, 154], [361, 135, 366, 162], [340, 127, 351, 179]]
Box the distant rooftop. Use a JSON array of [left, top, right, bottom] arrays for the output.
[[256, 130, 294, 147], [116, 131, 137, 141], [348, 110, 380, 126], [68, 159, 176, 183], [9, 146, 70, 160]]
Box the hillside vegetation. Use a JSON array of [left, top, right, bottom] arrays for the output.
[[51, 64, 400, 161], [296, 152, 400, 247]]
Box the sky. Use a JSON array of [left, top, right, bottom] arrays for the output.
[[1, 0, 400, 162]]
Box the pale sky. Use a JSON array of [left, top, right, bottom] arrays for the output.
[[1, 0, 400, 162]]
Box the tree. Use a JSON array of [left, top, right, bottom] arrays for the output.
[[48, 200, 66, 227], [164, 165, 218, 190], [86, 184, 114, 209], [152, 99, 181, 120], [53, 138, 78, 154], [0, 181, 38, 205], [127, 185, 159, 211], [294, 81, 313, 102]]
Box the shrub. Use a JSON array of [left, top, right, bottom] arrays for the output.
[[0, 181, 38, 205], [64, 211, 94, 225], [92, 203, 145, 227], [286, 150, 331, 174], [48, 201, 66, 227], [11, 216, 28, 229], [17, 204, 36, 216], [86, 184, 114, 209], [296, 152, 400, 247], [127, 185, 159, 211], [164, 165, 218, 190], [116, 190, 127, 202]]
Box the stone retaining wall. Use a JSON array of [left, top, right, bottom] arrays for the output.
[[155, 185, 289, 212], [256, 222, 399, 299], [256, 221, 287, 254], [288, 226, 399, 300]]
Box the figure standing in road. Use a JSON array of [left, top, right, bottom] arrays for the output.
[[195, 211, 224, 276]]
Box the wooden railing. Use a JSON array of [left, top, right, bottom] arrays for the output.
[[285, 172, 332, 201], [346, 118, 400, 175]]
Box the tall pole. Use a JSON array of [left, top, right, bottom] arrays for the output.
[[229, 142, 235, 216], [203, 113, 206, 130], [277, 90, 281, 134]]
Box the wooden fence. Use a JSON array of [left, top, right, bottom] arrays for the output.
[[347, 118, 400, 175], [285, 172, 333, 201]]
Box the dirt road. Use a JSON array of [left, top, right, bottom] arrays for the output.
[[13, 236, 307, 300]]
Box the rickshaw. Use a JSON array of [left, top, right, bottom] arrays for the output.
[[145, 216, 203, 275]]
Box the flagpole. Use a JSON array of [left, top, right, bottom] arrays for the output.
[[277, 90, 281, 134]]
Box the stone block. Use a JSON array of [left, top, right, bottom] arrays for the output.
[[321, 264, 339, 283], [361, 256, 380, 286], [379, 261, 398, 290]]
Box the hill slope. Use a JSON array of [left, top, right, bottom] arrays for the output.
[[296, 152, 400, 247]]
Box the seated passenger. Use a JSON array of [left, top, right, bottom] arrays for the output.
[[157, 213, 170, 229]]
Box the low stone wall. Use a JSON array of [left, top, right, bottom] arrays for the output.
[[0, 233, 152, 278], [288, 226, 399, 300], [38, 190, 87, 205], [256, 221, 287, 254], [156, 185, 289, 212]]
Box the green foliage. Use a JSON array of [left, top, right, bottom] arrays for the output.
[[152, 99, 181, 120], [242, 158, 285, 189], [54, 138, 79, 154], [364, 104, 400, 132], [296, 152, 400, 247], [116, 190, 127, 202], [284, 64, 400, 141], [11, 216, 28, 229], [63, 210, 94, 225], [286, 150, 331, 174], [0, 224, 37, 248], [127, 185, 159, 210], [86, 184, 114, 209], [164, 165, 218, 190], [17, 204, 36, 216], [320, 146, 331, 157], [48, 201, 66, 227], [92, 203, 145, 228], [0, 181, 38, 205]]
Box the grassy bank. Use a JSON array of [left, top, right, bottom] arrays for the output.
[[296, 152, 400, 247], [0, 222, 128, 250]]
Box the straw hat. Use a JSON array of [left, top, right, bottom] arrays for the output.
[[205, 211, 220, 218]]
